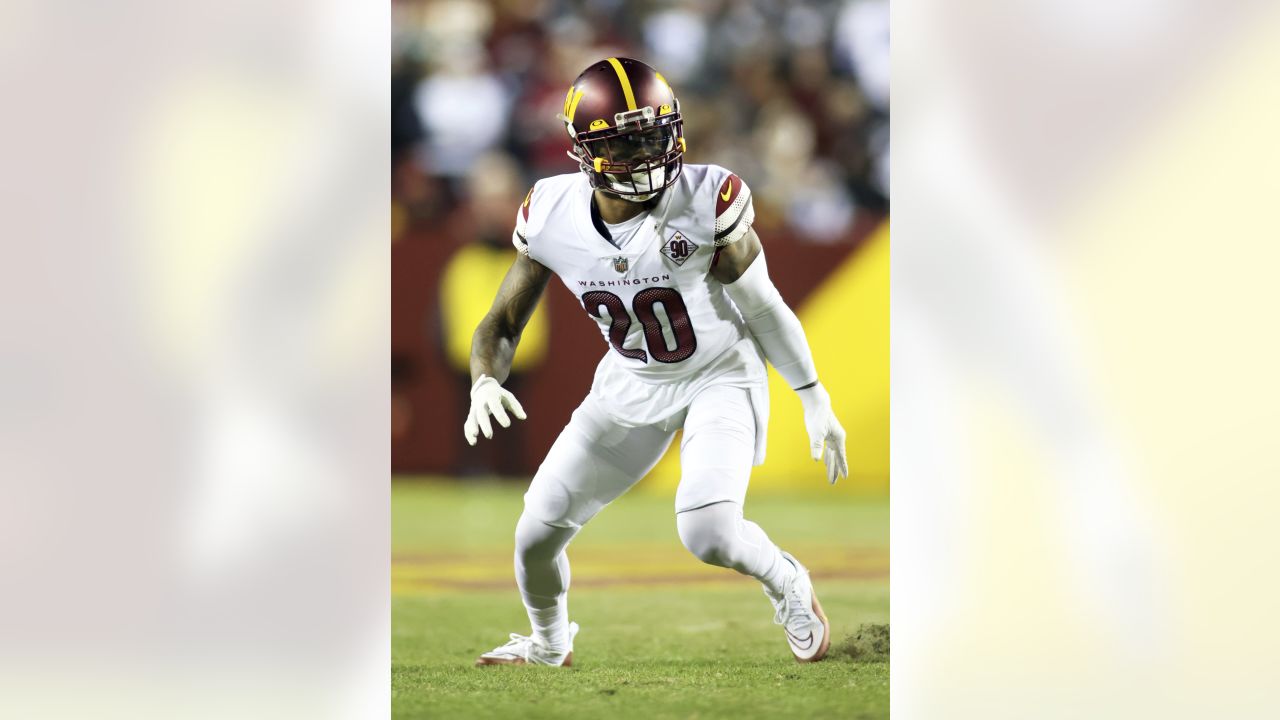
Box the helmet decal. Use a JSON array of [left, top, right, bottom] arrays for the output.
[[605, 57, 639, 111], [563, 87, 585, 123]]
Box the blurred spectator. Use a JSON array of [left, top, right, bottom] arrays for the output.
[[641, 3, 708, 85], [789, 161, 858, 243], [836, 0, 890, 112], [413, 48, 510, 179], [836, 0, 890, 197]]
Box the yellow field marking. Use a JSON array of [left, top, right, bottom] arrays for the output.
[[391, 544, 887, 596]]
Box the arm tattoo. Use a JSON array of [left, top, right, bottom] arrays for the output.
[[470, 254, 552, 384], [710, 227, 763, 285]]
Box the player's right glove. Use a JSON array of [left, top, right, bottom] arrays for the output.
[[796, 383, 849, 485], [464, 374, 527, 446]]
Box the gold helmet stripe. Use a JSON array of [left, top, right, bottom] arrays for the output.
[[606, 57, 638, 111], [564, 87, 585, 122], [567, 89, 585, 122]]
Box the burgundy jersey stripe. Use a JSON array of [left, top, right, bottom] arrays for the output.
[[715, 173, 742, 217]]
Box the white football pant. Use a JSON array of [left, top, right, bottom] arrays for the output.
[[514, 384, 795, 650]]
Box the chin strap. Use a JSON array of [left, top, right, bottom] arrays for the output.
[[618, 191, 658, 203]]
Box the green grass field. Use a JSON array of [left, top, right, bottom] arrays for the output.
[[392, 480, 889, 719]]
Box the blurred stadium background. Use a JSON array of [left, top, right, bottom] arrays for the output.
[[390, 3, 889, 713]]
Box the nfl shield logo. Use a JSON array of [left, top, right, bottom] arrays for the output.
[[613, 256, 629, 274]]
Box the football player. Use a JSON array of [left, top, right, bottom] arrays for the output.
[[466, 57, 849, 666]]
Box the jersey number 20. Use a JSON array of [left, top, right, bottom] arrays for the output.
[[581, 287, 697, 364]]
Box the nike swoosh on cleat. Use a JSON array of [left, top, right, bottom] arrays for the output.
[[720, 180, 733, 201], [785, 629, 814, 650]]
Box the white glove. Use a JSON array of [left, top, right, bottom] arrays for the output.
[[796, 383, 849, 484], [464, 374, 527, 446]]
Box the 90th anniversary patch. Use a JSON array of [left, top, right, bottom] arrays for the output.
[[661, 231, 698, 267]]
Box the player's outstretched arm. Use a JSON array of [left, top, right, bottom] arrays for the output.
[[714, 228, 849, 484], [464, 253, 552, 445]]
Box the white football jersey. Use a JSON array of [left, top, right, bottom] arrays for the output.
[[513, 163, 758, 386]]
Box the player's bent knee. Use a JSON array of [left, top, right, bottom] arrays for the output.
[[514, 511, 570, 563], [676, 507, 739, 568], [680, 534, 729, 566], [522, 484, 575, 528]]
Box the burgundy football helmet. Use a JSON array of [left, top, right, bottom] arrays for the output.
[[559, 57, 685, 202]]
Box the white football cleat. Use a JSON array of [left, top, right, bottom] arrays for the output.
[[474, 622, 579, 667], [768, 552, 831, 662]]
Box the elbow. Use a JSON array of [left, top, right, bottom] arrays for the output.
[[475, 313, 520, 346]]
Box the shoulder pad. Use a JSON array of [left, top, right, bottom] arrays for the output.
[[713, 172, 755, 247], [512, 185, 534, 256]]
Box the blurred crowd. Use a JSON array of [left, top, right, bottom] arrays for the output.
[[391, 0, 889, 245]]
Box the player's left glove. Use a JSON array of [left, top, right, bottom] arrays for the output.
[[796, 383, 849, 485]]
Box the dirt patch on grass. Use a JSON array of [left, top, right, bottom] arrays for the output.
[[836, 623, 889, 662]]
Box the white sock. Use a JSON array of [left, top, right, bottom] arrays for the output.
[[524, 594, 569, 652], [759, 543, 798, 601], [514, 513, 577, 653]]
